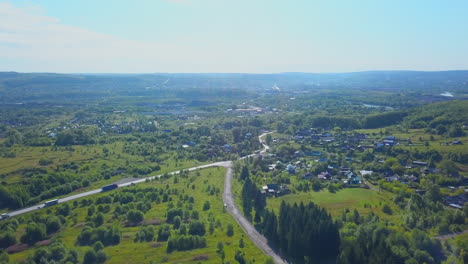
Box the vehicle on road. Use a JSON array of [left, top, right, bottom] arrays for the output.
[[44, 199, 59, 207], [224, 203, 227, 207], [101, 184, 119, 192], [0, 213, 9, 220]]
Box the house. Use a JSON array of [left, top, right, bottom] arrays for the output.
[[294, 151, 303, 158], [348, 176, 362, 185], [261, 184, 289, 196], [359, 170, 373, 177], [345, 171, 356, 179], [317, 171, 332, 180], [443, 193, 468, 207], [412, 161, 428, 166], [406, 175, 418, 182], [286, 164, 296, 174], [223, 144, 232, 152], [357, 144, 374, 150], [305, 150, 321, 156], [302, 173, 313, 180], [385, 174, 400, 182], [343, 172, 361, 184]]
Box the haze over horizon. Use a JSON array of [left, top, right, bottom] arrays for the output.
[[1, 0, 468, 73]]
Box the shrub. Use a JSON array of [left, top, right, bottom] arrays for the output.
[[226, 224, 234, 237], [157, 225, 171, 241], [203, 201, 210, 211], [382, 204, 393, 215], [21, 223, 46, 245], [188, 221, 206, 236], [46, 216, 61, 234], [127, 210, 144, 223]]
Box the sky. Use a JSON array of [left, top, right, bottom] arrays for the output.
[[1, 0, 468, 73]]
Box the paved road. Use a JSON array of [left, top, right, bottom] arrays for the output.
[[3, 131, 286, 263], [4, 161, 233, 218]]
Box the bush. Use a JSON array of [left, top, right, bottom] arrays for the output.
[[135, 226, 155, 242], [94, 213, 104, 226], [46, 216, 62, 234], [226, 224, 234, 237], [77, 226, 121, 246], [167, 235, 207, 253], [93, 241, 104, 252], [38, 158, 53, 166], [158, 225, 171, 241], [127, 210, 144, 223], [382, 204, 393, 215], [21, 222, 46, 245], [84, 249, 97, 263], [203, 201, 210, 211], [0, 232, 16, 248], [188, 221, 206, 236]]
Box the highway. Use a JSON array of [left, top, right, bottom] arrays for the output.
[[5, 161, 232, 218], [3, 131, 286, 263]]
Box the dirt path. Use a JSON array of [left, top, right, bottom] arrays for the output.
[[434, 229, 468, 240], [221, 161, 287, 264]]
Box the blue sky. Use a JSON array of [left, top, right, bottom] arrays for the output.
[[1, 0, 468, 73]]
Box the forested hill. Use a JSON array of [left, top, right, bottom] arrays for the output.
[[0, 71, 467, 102], [356, 100, 467, 129], [403, 100, 468, 130]]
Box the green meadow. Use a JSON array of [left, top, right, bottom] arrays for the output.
[[8, 167, 268, 264]]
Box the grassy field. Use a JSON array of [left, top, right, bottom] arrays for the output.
[[0, 141, 210, 211], [8, 167, 268, 264], [266, 187, 401, 222]]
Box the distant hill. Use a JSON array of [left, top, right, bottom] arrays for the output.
[[0, 71, 467, 102]]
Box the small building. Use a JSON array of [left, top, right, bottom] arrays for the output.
[[294, 151, 303, 158], [385, 174, 400, 182], [286, 164, 296, 174], [318, 171, 332, 180], [305, 150, 322, 156], [348, 176, 362, 185], [223, 144, 232, 152], [359, 170, 373, 177], [412, 161, 428, 166]]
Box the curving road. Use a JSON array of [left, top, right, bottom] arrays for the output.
[[3, 132, 286, 263]]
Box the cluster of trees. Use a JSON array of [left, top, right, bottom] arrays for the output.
[[55, 128, 97, 146], [166, 235, 207, 253], [28, 240, 80, 264], [403, 101, 468, 132], [76, 226, 121, 246], [135, 226, 155, 242], [338, 210, 443, 264], [260, 201, 340, 263], [240, 166, 266, 221]]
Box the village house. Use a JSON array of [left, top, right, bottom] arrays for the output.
[[318, 171, 332, 180]]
